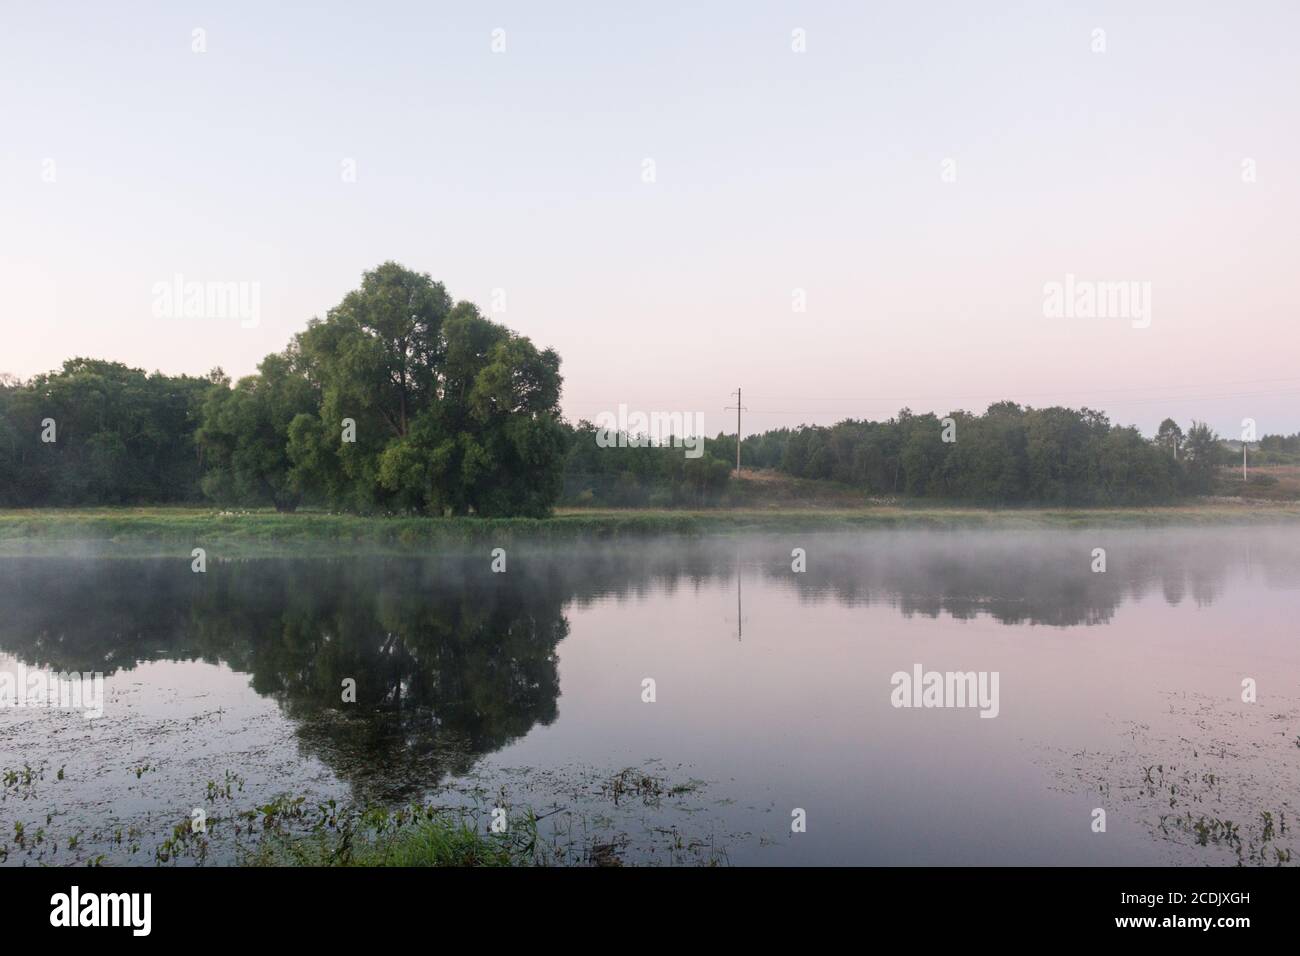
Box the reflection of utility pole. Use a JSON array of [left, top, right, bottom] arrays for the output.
[[724, 388, 747, 474], [736, 554, 743, 641]]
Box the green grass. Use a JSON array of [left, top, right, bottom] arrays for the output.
[[245, 808, 539, 867], [1, 502, 1298, 554]]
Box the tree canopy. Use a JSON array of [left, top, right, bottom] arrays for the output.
[[0, 264, 571, 516], [730, 403, 1225, 505], [282, 263, 567, 516]]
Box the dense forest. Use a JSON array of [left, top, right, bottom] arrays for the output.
[[1, 263, 1295, 514], [569, 407, 1300, 507], [734, 406, 1222, 505]]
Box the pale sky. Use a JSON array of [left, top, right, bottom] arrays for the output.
[[2, 1, 1297, 437]]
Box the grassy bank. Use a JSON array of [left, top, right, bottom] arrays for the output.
[[1, 501, 1299, 553], [241, 770, 719, 867], [244, 804, 544, 867]]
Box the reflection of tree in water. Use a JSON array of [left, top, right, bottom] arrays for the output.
[[581, 528, 1283, 631], [0, 529, 1293, 796], [0, 557, 203, 673], [774, 540, 1139, 626], [546, 530, 1289, 628], [760, 530, 1299, 626], [0, 558, 568, 802], [188, 560, 570, 801]]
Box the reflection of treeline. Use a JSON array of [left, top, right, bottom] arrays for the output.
[[3, 531, 1286, 671], [761, 534, 1253, 626], [540, 532, 1291, 626], [1, 532, 1293, 788], [0, 557, 568, 800], [727, 405, 1233, 504]]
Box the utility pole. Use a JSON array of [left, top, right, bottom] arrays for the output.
[[725, 388, 747, 474]]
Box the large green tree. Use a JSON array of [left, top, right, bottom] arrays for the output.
[[290, 263, 567, 516]]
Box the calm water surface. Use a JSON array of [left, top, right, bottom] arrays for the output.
[[2, 527, 1297, 865]]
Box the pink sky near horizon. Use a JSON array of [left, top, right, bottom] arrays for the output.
[[2, 1, 1297, 437]]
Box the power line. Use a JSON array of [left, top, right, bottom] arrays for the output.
[[727, 386, 1300, 416], [564, 376, 1300, 409], [739, 376, 1300, 403]]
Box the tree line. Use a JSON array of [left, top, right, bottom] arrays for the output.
[[1, 262, 1292, 513], [1, 263, 569, 515], [732, 405, 1237, 505]]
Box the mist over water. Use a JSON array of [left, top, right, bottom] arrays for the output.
[[1, 526, 1297, 865]]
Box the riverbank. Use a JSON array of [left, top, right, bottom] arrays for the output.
[[1, 501, 1298, 554]]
